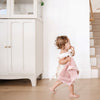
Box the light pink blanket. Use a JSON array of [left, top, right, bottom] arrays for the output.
[[58, 57, 79, 86]]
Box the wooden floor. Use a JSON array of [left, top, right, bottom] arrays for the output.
[[0, 79, 100, 100]]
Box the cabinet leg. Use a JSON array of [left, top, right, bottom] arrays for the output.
[[37, 74, 42, 80], [29, 76, 37, 87]]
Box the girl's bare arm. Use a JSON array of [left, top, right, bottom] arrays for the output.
[[59, 57, 71, 65]]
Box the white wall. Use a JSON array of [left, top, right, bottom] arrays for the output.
[[43, 0, 91, 79]]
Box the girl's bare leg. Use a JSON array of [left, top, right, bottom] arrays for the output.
[[69, 84, 79, 98], [49, 80, 63, 93]]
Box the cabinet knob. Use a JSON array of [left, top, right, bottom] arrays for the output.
[[5, 46, 11, 48], [5, 46, 8, 48], [8, 46, 11, 48]]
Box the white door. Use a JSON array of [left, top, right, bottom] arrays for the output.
[[0, 20, 8, 75], [8, 20, 24, 74], [0, 0, 10, 18]]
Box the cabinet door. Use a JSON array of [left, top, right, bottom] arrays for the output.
[[0, 0, 10, 18], [0, 20, 8, 75], [11, 0, 37, 18], [9, 20, 35, 74], [9, 20, 24, 74], [23, 20, 35, 74]]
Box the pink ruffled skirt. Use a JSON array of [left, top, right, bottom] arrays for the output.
[[57, 57, 79, 86]]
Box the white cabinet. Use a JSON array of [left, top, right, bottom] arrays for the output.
[[0, 0, 42, 19], [0, 0, 43, 86], [0, 19, 43, 86]]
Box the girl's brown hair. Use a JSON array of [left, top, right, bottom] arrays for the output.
[[55, 35, 69, 49]]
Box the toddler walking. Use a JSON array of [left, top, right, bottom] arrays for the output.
[[49, 35, 79, 98]]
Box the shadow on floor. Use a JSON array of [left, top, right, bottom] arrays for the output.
[[0, 79, 32, 86]]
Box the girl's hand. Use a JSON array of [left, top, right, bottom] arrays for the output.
[[70, 46, 75, 56], [67, 57, 71, 62], [70, 46, 74, 50], [59, 57, 71, 65]]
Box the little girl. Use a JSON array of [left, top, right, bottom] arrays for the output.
[[49, 35, 79, 98]]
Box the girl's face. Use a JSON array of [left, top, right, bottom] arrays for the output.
[[65, 41, 71, 50]]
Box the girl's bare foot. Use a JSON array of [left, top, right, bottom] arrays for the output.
[[70, 94, 79, 98], [49, 88, 56, 94]]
